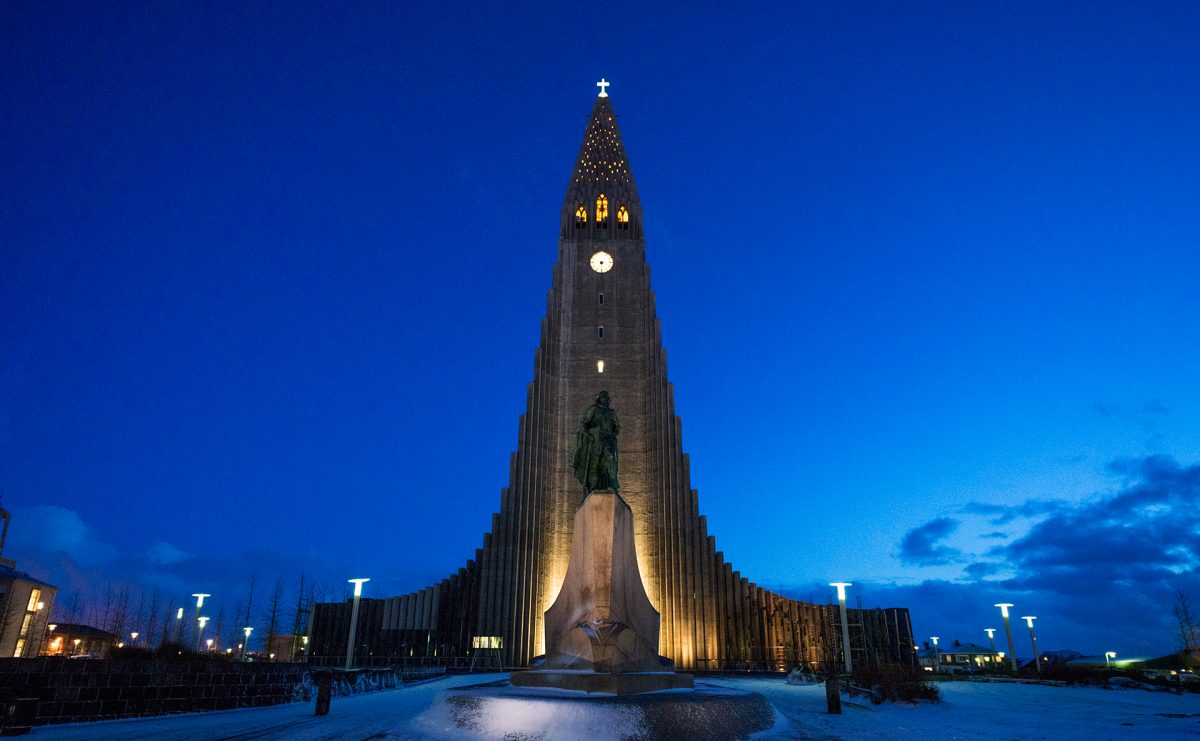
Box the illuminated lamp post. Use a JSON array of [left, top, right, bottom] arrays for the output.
[[197, 616, 210, 652], [206, 638, 214, 652], [985, 628, 998, 663], [1105, 651, 1116, 668], [1021, 616, 1041, 673], [175, 607, 185, 644], [130, 631, 139, 645], [243, 626, 253, 660], [345, 578, 370, 670], [995, 603, 1018, 671], [191, 593, 211, 648], [930, 636, 940, 673], [72, 638, 81, 656], [829, 582, 853, 674]]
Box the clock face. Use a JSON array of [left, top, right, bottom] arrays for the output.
[[590, 251, 614, 273]]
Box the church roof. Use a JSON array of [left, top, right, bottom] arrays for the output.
[[563, 95, 640, 210]]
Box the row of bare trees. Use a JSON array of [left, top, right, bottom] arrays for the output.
[[50, 575, 340, 658]]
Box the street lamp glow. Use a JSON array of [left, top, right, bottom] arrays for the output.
[[930, 636, 939, 645], [206, 639, 214, 650], [345, 577, 371, 669], [995, 603, 1019, 671], [48, 624, 57, 632], [828, 582, 854, 674], [176, 608, 184, 619], [242, 626, 253, 659], [1105, 650, 1116, 667], [192, 593, 211, 609], [828, 582, 852, 600], [1020, 616, 1041, 673], [985, 628, 996, 639]]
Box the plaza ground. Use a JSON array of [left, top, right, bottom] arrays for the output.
[[31, 672, 1200, 739]]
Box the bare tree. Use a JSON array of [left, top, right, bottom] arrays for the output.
[[242, 574, 258, 654], [264, 577, 284, 661], [290, 574, 307, 660], [144, 591, 161, 647], [1174, 590, 1200, 662], [213, 604, 226, 653]]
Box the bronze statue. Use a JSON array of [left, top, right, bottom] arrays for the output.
[[572, 390, 620, 494]]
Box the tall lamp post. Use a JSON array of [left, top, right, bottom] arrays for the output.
[[243, 626, 254, 660], [191, 594, 211, 649], [1021, 616, 1040, 673], [345, 578, 370, 670], [829, 582, 853, 674], [930, 636, 940, 673], [197, 616, 210, 652], [985, 628, 998, 664], [1105, 651, 1116, 668], [995, 603, 1018, 671], [175, 607, 185, 644]]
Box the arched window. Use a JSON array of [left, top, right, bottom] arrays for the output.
[[617, 205, 629, 229], [595, 194, 608, 227], [575, 204, 587, 227]]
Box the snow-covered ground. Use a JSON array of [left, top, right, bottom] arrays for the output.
[[31, 673, 1200, 740]]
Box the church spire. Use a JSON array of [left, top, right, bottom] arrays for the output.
[[562, 83, 641, 238]]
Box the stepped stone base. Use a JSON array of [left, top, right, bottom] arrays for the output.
[[511, 669, 693, 695]]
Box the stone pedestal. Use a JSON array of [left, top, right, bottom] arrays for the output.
[[512, 489, 692, 694]]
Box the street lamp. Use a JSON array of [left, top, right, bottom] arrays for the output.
[[1106, 651, 1116, 668], [130, 632, 139, 645], [1021, 616, 1040, 673], [930, 636, 940, 673], [206, 638, 214, 652], [72, 638, 81, 656], [994, 603, 1018, 671], [345, 578, 370, 669], [242, 626, 253, 660], [829, 582, 853, 674], [191, 594, 211, 648], [985, 628, 998, 663], [175, 607, 185, 644], [197, 616, 210, 652]]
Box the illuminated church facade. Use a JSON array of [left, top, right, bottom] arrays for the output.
[[310, 85, 915, 671]]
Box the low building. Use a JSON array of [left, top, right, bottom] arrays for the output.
[[919, 641, 1001, 673], [41, 623, 119, 658]]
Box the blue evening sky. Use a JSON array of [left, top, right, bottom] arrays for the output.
[[3, 1, 1198, 656]]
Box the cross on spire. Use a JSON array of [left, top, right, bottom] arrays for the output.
[[596, 78, 610, 98]]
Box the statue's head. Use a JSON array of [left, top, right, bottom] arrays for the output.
[[596, 390, 611, 407]]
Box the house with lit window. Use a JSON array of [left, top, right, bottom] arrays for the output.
[[0, 562, 57, 658], [0, 507, 60, 657], [918, 642, 1001, 673]]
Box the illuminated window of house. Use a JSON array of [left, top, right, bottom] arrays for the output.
[[617, 205, 629, 229], [575, 204, 587, 227], [597, 359, 605, 373], [595, 194, 608, 227]]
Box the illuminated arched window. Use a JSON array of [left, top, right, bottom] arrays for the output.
[[617, 205, 629, 229], [595, 194, 608, 227], [575, 204, 587, 227]]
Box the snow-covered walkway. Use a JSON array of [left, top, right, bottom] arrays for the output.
[[30, 673, 1200, 739]]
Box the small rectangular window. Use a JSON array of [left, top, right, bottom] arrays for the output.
[[599, 293, 604, 304], [598, 326, 604, 338], [597, 360, 605, 373]]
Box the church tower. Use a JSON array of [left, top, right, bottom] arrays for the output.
[[309, 83, 913, 673]]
